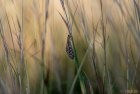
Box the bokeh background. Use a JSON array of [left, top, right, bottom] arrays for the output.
[[0, 0, 140, 94]]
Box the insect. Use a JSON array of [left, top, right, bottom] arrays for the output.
[[66, 34, 75, 59]]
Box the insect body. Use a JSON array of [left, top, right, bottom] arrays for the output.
[[66, 34, 75, 59]]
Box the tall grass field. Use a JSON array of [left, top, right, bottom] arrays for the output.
[[0, 0, 140, 94]]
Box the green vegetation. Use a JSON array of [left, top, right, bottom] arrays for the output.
[[0, 0, 140, 94]]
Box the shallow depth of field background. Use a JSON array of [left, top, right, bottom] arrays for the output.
[[0, 0, 140, 94]]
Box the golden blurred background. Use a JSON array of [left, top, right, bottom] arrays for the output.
[[0, 0, 140, 94]]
